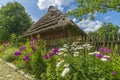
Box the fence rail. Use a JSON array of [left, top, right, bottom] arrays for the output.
[[45, 34, 120, 51]]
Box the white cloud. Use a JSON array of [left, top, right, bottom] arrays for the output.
[[66, 4, 77, 12], [37, 0, 75, 11], [73, 18, 77, 23], [73, 18, 103, 33]]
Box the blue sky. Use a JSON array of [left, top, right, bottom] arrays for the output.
[[0, 0, 120, 32]]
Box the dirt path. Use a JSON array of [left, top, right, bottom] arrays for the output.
[[0, 59, 29, 80]]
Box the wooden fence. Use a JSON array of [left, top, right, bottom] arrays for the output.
[[45, 34, 120, 53]]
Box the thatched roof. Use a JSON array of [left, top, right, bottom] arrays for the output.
[[23, 6, 86, 37]]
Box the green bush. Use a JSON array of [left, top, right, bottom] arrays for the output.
[[43, 41, 120, 80], [13, 37, 47, 79], [2, 37, 120, 80], [2, 47, 18, 62]]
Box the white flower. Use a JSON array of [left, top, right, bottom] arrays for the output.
[[103, 55, 110, 59], [58, 52, 64, 55], [77, 46, 84, 49], [89, 51, 100, 55], [83, 44, 90, 47], [74, 42, 79, 44], [73, 48, 77, 51], [61, 68, 70, 77], [63, 54, 67, 56], [56, 60, 64, 67], [94, 51, 100, 54], [70, 44, 74, 47], [73, 52, 79, 57], [87, 44, 90, 46], [63, 44, 69, 48], [64, 63, 69, 67], [83, 44, 88, 47], [59, 48, 66, 51], [100, 58, 107, 61], [71, 47, 75, 50], [87, 46, 93, 50], [72, 42, 76, 45], [63, 44, 68, 46], [72, 42, 78, 46], [56, 63, 61, 67], [89, 52, 96, 55], [73, 54, 79, 57], [103, 55, 110, 58]]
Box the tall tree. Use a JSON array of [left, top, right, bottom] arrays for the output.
[[67, 0, 120, 20], [0, 2, 33, 40], [88, 23, 119, 39], [97, 23, 119, 36]]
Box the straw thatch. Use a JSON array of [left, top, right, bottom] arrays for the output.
[[23, 6, 86, 39]]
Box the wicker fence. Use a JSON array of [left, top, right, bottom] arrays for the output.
[[45, 34, 120, 52]]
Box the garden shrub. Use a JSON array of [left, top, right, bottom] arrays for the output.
[[13, 37, 47, 79], [2, 47, 18, 62], [42, 41, 120, 80], [3, 37, 120, 80]]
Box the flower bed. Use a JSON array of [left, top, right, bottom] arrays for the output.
[[0, 38, 120, 80]]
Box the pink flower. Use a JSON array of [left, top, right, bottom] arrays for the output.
[[103, 55, 111, 60], [99, 47, 106, 52], [44, 52, 54, 59], [112, 71, 116, 75], [30, 38, 37, 43], [30, 44, 36, 51], [53, 48, 58, 54], [19, 46, 26, 51], [106, 49, 112, 53], [14, 51, 22, 56], [96, 53, 103, 59], [44, 54, 50, 59], [49, 52, 54, 57], [44, 48, 59, 59], [23, 54, 31, 62], [99, 47, 112, 53]]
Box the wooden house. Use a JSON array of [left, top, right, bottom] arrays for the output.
[[23, 6, 86, 39]]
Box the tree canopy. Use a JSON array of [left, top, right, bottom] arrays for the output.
[[88, 23, 119, 36], [67, 0, 120, 20], [0, 2, 33, 41]]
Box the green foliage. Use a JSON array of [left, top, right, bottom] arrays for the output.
[[98, 23, 119, 36], [0, 27, 6, 42], [10, 37, 47, 79], [67, 0, 120, 20], [43, 57, 58, 80], [9, 33, 27, 46], [31, 39, 47, 79], [2, 47, 18, 62], [0, 2, 33, 41], [0, 36, 120, 80], [88, 23, 119, 40], [41, 41, 120, 80], [9, 34, 17, 46]]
